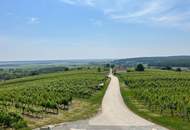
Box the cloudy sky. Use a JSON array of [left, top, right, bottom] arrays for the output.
[[0, 0, 190, 61]]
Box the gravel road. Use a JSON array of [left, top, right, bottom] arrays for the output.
[[38, 72, 168, 130], [89, 74, 155, 126]]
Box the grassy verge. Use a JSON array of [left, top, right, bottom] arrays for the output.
[[120, 82, 190, 130], [27, 78, 110, 129]]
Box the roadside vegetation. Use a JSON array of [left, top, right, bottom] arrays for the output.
[[0, 68, 109, 129], [118, 69, 190, 130]]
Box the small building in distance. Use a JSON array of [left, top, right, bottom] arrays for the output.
[[113, 65, 127, 73]]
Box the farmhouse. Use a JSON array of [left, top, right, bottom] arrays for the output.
[[113, 65, 127, 73]]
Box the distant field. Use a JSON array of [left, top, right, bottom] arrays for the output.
[[118, 70, 190, 130], [0, 60, 111, 81], [0, 69, 109, 129], [0, 59, 112, 68]]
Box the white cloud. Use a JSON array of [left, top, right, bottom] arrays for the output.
[[85, 0, 96, 6], [27, 17, 40, 24], [60, 0, 95, 6], [59, 0, 77, 5], [151, 12, 190, 31], [59, 0, 190, 30], [127, 1, 162, 18]]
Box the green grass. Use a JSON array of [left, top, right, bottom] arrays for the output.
[[119, 70, 190, 130]]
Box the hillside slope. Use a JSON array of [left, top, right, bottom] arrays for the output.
[[113, 56, 190, 67]]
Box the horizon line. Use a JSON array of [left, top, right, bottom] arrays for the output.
[[0, 55, 190, 62]]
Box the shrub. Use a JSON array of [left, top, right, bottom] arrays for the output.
[[161, 66, 172, 70], [111, 64, 115, 69], [135, 64, 145, 71], [176, 68, 182, 72], [98, 67, 101, 72]]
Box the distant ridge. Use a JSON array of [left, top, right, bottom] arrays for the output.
[[113, 56, 190, 67]]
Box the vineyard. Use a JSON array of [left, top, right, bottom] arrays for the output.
[[118, 70, 190, 130], [0, 69, 108, 129]]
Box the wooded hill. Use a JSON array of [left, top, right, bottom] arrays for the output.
[[113, 56, 190, 67]]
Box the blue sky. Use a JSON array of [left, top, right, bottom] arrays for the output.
[[0, 0, 190, 61]]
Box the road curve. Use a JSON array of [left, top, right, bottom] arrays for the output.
[[46, 72, 168, 130]]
